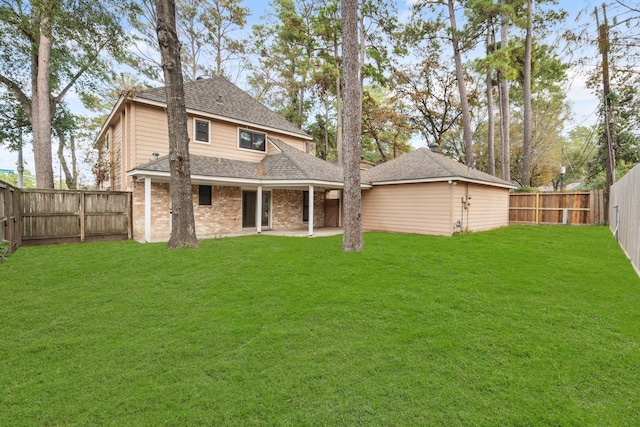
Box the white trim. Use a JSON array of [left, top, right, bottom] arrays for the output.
[[127, 169, 371, 189], [96, 95, 125, 141], [256, 186, 263, 233], [193, 118, 211, 144], [369, 177, 516, 190], [308, 185, 314, 236], [144, 177, 151, 242]]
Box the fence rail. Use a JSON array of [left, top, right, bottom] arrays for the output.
[[610, 165, 640, 276], [509, 191, 605, 225], [1, 180, 132, 257], [21, 189, 132, 245]]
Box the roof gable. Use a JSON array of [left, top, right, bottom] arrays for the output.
[[135, 76, 309, 138]]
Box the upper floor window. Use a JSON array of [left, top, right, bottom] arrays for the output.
[[194, 119, 210, 144], [239, 129, 266, 152]]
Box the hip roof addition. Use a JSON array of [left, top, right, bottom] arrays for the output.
[[362, 148, 516, 189]]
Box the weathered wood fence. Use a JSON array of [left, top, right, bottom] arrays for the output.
[[21, 189, 132, 245], [610, 165, 640, 275], [1, 180, 132, 256], [0, 181, 21, 256], [509, 191, 605, 225]]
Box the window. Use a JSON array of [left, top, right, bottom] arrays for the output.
[[198, 185, 212, 205], [239, 129, 266, 152], [194, 119, 210, 143], [303, 191, 309, 222]]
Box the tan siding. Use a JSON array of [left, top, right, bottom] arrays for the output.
[[465, 185, 510, 232], [131, 103, 310, 166], [132, 104, 170, 167], [113, 118, 122, 190], [362, 182, 455, 236], [271, 135, 307, 153], [122, 104, 134, 190]]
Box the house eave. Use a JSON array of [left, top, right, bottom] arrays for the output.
[[95, 95, 126, 143], [369, 176, 516, 189], [127, 169, 371, 189]]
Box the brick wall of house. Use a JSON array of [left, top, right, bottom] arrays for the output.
[[132, 183, 327, 241], [272, 189, 325, 230], [132, 181, 171, 240], [193, 185, 243, 236]]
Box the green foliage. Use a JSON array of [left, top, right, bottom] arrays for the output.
[[0, 239, 8, 262], [513, 185, 537, 192], [1, 228, 639, 424], [361, 85, 413, 163], [0, 171, 36, 188]]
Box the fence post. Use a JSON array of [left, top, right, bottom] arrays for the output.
[[535, 192, 540, 224], [79, 191, 86, 243], [127, 191, 132, 240]]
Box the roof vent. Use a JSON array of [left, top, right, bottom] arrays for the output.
[[196, 75, 205, 80], [428, 142, 439, 153], [216, 94, 223, 103]]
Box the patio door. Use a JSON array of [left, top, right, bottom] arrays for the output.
[[242, 191, 270, 228]]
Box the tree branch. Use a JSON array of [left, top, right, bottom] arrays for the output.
[[0, 74, 32, 120]]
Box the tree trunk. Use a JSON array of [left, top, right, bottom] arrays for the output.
[[341, 0, 363, 252], [486, 20, 496, 176], [447, 0, 474, 167], [486, 70, 496, 176], [499, 0, 511, 183], [522, 0, 533, 186], [156, 0, 200, 248], [32, 11, 55, 188], [334, 38, 344, 166], [54, 123, 77, 189]]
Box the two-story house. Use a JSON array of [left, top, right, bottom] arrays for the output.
[[97, 76, 515, 242]]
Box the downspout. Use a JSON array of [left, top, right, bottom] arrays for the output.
[[465, 182, 470, 232]]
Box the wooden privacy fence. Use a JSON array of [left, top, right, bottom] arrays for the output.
[[1, 181, 22, 256], [1, 181, 133, 257], [509, 191, 605, 225], [609, 164, 640, 276], [21, 189, 132, 245]]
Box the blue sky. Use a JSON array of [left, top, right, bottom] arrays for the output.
[[0, 0, 617, 177]]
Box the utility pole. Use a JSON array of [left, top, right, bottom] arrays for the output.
[[595, 4, 615, 221]]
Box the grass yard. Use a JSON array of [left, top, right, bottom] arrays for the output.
[[1, 226, 639, 425]]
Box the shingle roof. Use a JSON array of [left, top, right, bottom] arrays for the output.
[[131, 142, 511, 188], [363, 147, 515, 187], [130, 138, 343, 184], [135, 76, 309, 138], [264, 138, 343, 182]]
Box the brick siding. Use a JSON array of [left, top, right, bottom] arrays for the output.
[[132, 182, 327, 240]]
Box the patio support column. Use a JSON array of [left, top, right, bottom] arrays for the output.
[[256, 185, 263, 233], [144, 177, 151, 242], [308, 185, 314, 236]]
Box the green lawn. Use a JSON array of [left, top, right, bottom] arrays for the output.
[[1, 226, 639, 426]]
